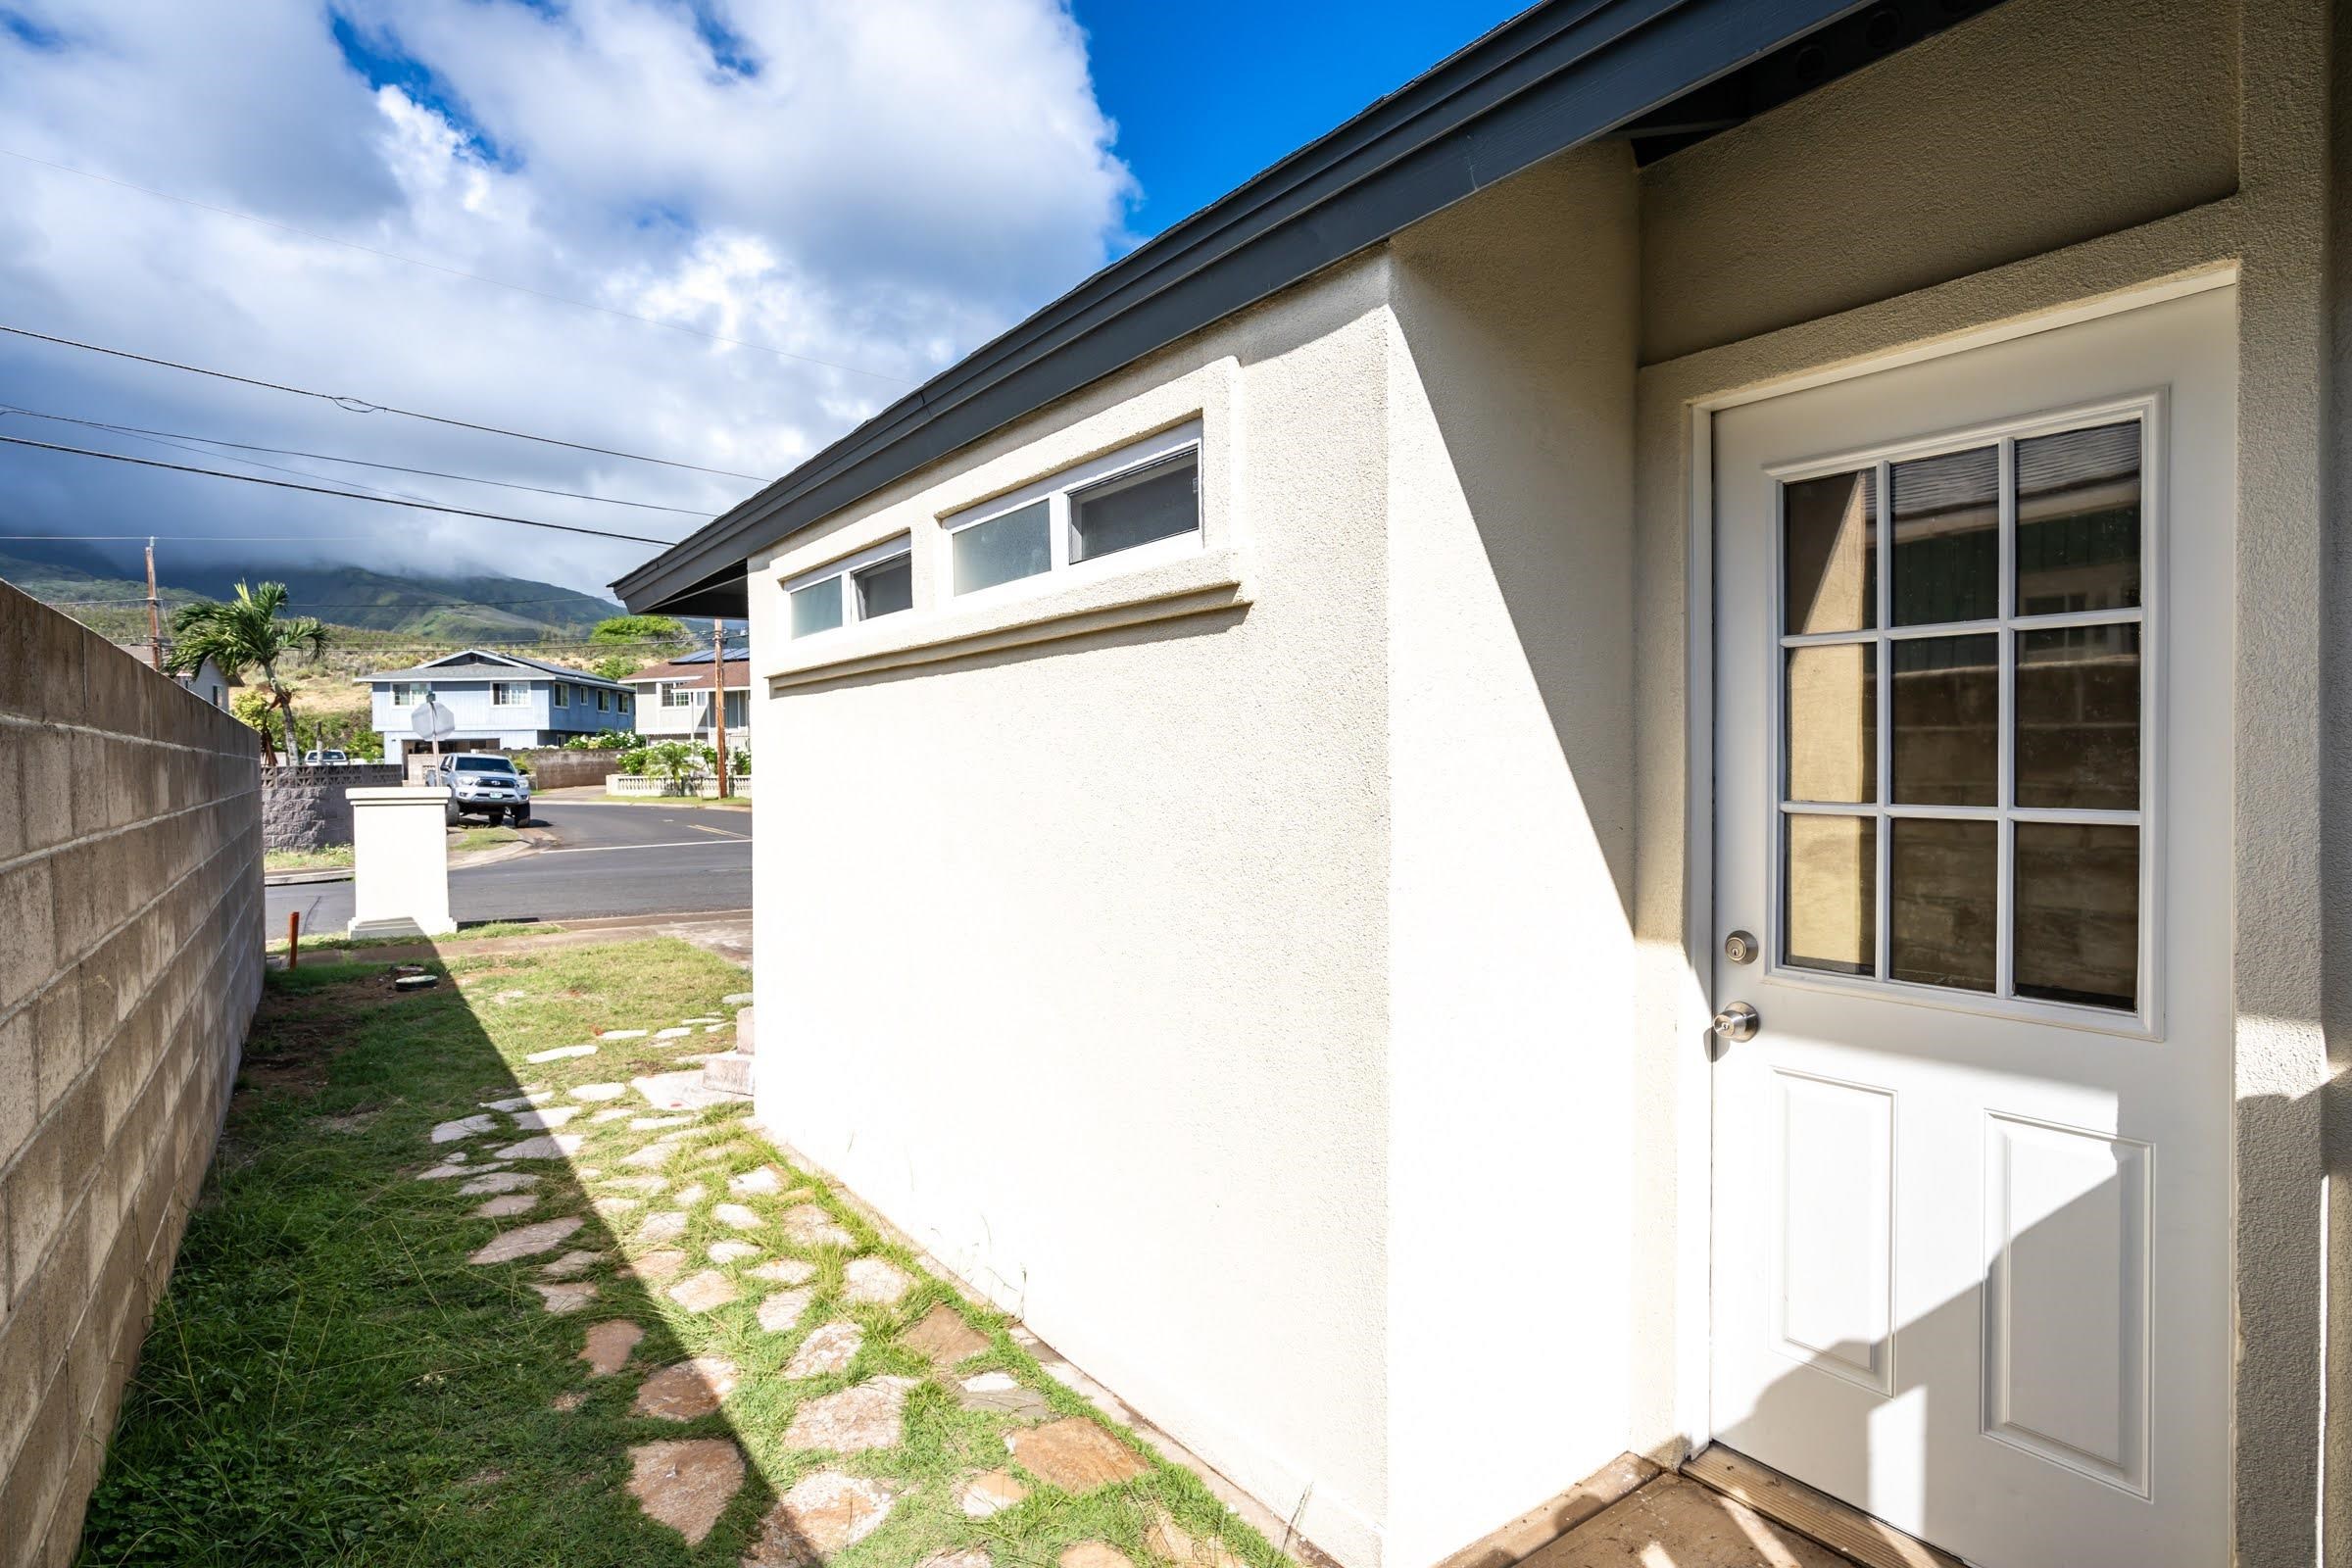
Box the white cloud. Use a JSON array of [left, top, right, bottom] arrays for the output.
[[0, 0, 1133, 601]]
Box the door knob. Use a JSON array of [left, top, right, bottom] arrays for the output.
[[1710, 1001, 1760, 1044]]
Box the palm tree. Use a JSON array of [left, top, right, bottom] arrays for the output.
[[168, 581, 330, 764]]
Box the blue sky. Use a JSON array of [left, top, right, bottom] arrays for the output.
[[1075, 1, 1531, 238]]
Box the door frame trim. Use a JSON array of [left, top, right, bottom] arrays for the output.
[[1675, 266, 2239, 1454]]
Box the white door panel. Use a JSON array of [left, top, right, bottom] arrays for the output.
[[1708, 287, 2233, 1567]]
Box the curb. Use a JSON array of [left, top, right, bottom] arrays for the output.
[[265, 827, 557, 886]]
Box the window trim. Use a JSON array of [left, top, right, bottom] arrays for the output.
[[942, 419, 1203, 606], [490, 681, 532, 708], [1760, 392, 2165, 1040], [784, 534, 914, 640]]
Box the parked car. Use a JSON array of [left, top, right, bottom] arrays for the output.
[[427, 754, 532, 826], [301, 749, 351, 765]]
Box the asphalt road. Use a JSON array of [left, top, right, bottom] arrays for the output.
[[268, 798, 753, 937]]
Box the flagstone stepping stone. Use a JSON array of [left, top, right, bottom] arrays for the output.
[[1007, 1420, 1149, 1492], [723, 993, 755, 1005], [841, 1256, 914, 1305], [481, 1090, 557, 1111], [474, 1194, 537, 1219], [633, 1070, 721, 1110], [713, 1202, 762, 1230], [571, 1082, 627, 1101], [681, 1016, 722, 1025], [605, 1175, 668, 1193], [416, 1160, 486, 1181], [593, 1198, 641, 1220], [430, 1113, 501, 1144], [666, 1269, 740, 1313], [921, 1551, 992, 1568], [525, 1044, 597, 1062], [956, 1469, 1029, 1518], [630, 1249, 689, 1280], [757, 1289, 814, 1334], [494, 1134, 585, 1160], [533, 1281, 597, 1313], [458, 1170, 539, 1196], [705, 1024, 731, 1034], [1142, 1509, 1248, 1568], [599, 1029, 650, 1040], [591, 1107, 633, 1123], [630, 1116, 694, 1133], [730, 1166, 788, 1196], [656, 1026, 695, 1039], [957, 1371, 1053, 1421], [580, 1319, 643, 1376], [1060, 1545, 1134, 1568], [709, 1240, 760, 1264], [626, 1439, 743, 1546], [783, 1320, 863, 1378], [751, 1258, 818, 1286], [742, 1471, 900, 1566], [674, 1183, 708, 1205], [781, 1205, 857, 1249], [511, 1104, 582, 1130], [623, 1139, 687, 1166], [905, 1303, 992, 1370], [467, 1214, 585, 1266], [495, 989, 530, 1004], [691, 1140, 755, 1165], [540, 1250, 603, 1280], [780, 1375, 914, 1453], [639, 1210, 689, 1244], [634, 1355, 740, 1419]]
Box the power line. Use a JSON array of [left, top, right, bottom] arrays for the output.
[[0, 322, 768, 480], [0, 146, 917, 387], [0, 433, 679, 544], [0, 405, 712, 514]]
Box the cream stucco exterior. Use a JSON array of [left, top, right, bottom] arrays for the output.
[[735, 1, 2345, 1563]]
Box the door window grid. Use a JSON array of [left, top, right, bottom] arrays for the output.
[[1772, 410, 2153, 1019]]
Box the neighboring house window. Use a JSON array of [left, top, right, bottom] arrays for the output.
[[723, 691, 747, 729], [491, 682, 529, 706], [618, 692, 631, 713], [662, 681, 701, 708], [788, 535, 914, 638], [595, 689, 609, 711], [946, 421, 1201, 598], [552, 684, 568, 708], [391, 682, 427, 707]]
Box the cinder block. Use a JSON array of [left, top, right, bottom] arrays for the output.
[[13, 731, 74, 859], [30, 985, 81, 1122], [0, 1006, 32, 1167], [0, 1382, 70, 1562], [0, 861, 55, 1019]]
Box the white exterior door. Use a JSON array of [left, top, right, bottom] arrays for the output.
[[1708, 287, 2234, 1567]]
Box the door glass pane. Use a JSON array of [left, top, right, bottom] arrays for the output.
[[1890, 634, 1997, 807], [1785, 644, 1877, 804], [953, 500, 1051, 595], [1786, 814, 1877, 976], [1889, 817, 1996, 991], [2016, 623, 2140, 811], [2017, 422, 2140, 615], [1070, 454, 1199, 564], [789, 577, 843, 638], [1784, 468, 1878, 634], [1891, 446, 1998, 625], [2014, 822, 2139, 1009]]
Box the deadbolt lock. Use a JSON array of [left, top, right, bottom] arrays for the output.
[[1724, 930, 1759, 965]]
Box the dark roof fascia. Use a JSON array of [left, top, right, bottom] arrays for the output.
[[615, 0, 1863, 616]]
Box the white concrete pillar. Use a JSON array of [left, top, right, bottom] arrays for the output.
[[346, 786, 454, 938]]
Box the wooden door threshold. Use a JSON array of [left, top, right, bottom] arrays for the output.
[[1681, 1446, 1967, 1568]]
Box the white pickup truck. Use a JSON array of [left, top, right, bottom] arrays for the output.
[[426, 754, 532, 826]]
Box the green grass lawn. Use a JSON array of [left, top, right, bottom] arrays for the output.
[[267, 920, 563, 956], [263, 844, 356, 873], [449, 824, 528, 854], [76, 941, 1283, 1568]]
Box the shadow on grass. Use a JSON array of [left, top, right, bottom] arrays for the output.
[[74, 940, 1297, 1568]]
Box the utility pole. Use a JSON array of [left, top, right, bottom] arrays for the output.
[[710, 618, 730, 799], [143, 537, 163, 671]]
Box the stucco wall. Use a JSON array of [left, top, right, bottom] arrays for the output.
[[748, 255, 1397, 1566], [0, 582, 264, 1567], [1638, 0, 2240, 363], [1625, 3, 2341, 1564], [1382, 148, 1641, 1566]]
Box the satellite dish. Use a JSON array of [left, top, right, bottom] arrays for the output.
[[409, 697, 457, 740]]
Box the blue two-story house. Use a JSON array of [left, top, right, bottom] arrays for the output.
[[357, 649, 635, 763]]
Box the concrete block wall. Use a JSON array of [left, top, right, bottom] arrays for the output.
[[0, 581, 265, 1567], [261, 762, 403, 850]]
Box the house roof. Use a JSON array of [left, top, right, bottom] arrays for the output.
[[620, 653, 751, 689], [612, 0, 1891, 618], [112, 643, 218, 683], [352, 648, 625, 687]]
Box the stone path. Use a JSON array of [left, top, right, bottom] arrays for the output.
[[429, 998, 1236, 1567]]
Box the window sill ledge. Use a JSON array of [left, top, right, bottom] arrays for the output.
[[767, 547, 1250, 691]]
